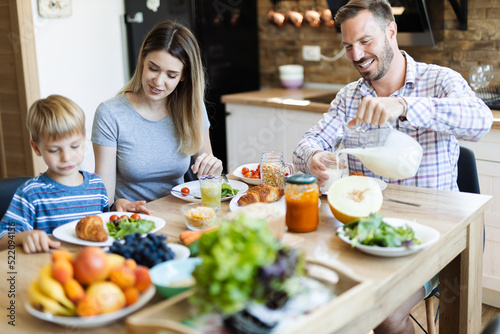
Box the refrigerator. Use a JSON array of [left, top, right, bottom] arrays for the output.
[[124, 0, 261, 171]]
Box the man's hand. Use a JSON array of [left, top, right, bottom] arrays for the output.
[[348, 97, 406, 126], [308, 151, 336, 190], [114, 198, 153, 215]]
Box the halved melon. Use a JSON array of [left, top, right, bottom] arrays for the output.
[[327, 176, 383, 224]]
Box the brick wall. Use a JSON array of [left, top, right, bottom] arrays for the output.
[[258, 0, 500, 88]]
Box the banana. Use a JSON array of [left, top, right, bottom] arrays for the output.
[[37, 264, 76, 312], [28, 281, 76, 316]]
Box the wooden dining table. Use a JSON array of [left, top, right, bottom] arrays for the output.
[[0, 182, 492, 334]]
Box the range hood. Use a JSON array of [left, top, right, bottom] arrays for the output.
[[326, 0, 444, 46]]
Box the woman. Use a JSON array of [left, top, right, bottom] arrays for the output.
[[92, 21, 222, 212]]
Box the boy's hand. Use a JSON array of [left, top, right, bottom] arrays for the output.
[[114, 198, 153, 215], [22, 230, 60, 254]]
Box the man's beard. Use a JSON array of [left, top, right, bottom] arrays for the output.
[[355, 37, 394, 82]]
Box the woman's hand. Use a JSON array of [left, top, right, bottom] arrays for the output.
[[191, 153, 223, 176], [114, 198, 153, 215], [22, 230, 60, 254]]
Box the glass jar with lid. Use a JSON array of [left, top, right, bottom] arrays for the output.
[[285, 174, 319, 233]]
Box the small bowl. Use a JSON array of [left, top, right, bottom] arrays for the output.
[[150, 258, 202, 298], [181, 202, 218, 230], [232, 163, 261, 186], [279, 64, 304, 89]]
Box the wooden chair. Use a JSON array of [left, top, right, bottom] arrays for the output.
[[425, 145, 481, 333]]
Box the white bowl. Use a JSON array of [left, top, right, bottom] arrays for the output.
[[232, 163, 261, 185], [279, 65, 304, 89]]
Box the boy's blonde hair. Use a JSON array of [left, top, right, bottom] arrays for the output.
[[27, 95, 86, 142]]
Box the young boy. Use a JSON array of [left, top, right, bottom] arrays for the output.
[[0, 95, 109, 253]]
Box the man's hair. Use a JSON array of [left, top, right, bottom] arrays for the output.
[[27, 95, 85, 142], [334, 0, 395, 31]]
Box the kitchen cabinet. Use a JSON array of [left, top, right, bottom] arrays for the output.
[[225, 103, 323, 172], [460, 129, 500, 307]]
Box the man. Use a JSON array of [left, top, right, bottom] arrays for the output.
[[294, 0, 492, 193], [293, 0, 492, 333]]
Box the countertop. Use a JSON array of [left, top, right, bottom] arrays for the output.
[[221, 88, 500, 129]]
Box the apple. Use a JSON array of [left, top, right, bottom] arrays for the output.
[[73, 247, 108, 285], [327, 176, 383, 224]]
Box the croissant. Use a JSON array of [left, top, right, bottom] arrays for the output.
[[75, 215, 107, 242], [238, 184, 285, 206]]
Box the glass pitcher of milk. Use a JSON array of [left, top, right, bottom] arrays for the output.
[[338, 123, 423, 179]]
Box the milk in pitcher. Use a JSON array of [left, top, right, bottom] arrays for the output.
[[339, 129, 423, 179]]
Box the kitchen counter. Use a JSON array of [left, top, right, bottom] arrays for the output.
[[221, 88, 500, 128], [221, 88, 336, 114]]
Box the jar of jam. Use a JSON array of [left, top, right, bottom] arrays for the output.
[[285, 174, 319, 233]]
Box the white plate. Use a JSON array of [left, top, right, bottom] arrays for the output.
[[25, 285, 155, 328], [168, 243, 191, 260], [52, 212, 166, 247], [171, 180, 249, 203], [229, 194, 286, 215], [232, 163, 261, 185], [322, 177, 387, 195], [337, 218, 440, 257], [229, 193, 321, 214]]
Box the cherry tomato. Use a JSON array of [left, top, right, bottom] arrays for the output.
[[109, 214, 120, 222], [131, 213, 141, 220], [244, 172, 252, 178], [181, 187, 190, 196], [120, 215, 129, 220], [241, 167, 249, 175]]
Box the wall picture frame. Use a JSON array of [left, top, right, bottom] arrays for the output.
[[38, 0, 72, 18]]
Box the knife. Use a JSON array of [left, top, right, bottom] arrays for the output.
[[171, 189, 201, 199]]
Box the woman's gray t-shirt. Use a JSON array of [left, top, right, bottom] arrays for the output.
[[91, 93, 210, 202]]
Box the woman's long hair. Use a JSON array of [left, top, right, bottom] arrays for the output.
[[119, 21, 205, 155]]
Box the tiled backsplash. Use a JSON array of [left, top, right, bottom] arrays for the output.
[[257, 0, 500, 88]]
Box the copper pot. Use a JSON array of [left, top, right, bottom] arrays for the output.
[[321, 8, 335, 27], [305, 9, 321, 27], [286, 9, 303, 27], [267, 9, 285, 27]]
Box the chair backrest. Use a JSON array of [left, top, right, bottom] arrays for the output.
[[457, 146, 480, 194], [0, 176, 31, 219], [183, 156, 198, 182], [482, 316, 500, 334]]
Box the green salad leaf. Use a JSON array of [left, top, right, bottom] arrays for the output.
[[221, 182, 239, 198], [106, 217, 155, 239], [190, 216, 303, 315], [339, 212, 420, 248]]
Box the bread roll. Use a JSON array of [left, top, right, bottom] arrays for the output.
[[237, 184, 284, 206], [75, 215, 107, 242]]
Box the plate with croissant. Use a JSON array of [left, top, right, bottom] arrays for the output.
[[229, 184, 321, 213], [229, 184, 286, 214], [52, 212, 166, 247]]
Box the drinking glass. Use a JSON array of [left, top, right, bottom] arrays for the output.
[[321, 155, 347, 193], [199, 175, 221, 209], [469, 64, 494, 91]]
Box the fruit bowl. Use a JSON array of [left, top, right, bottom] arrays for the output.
[[150, 258, 202, 298], [181, 202, 218, 230]]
